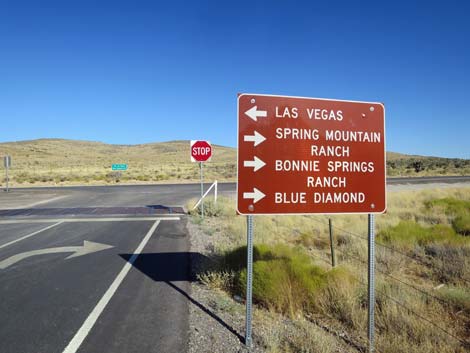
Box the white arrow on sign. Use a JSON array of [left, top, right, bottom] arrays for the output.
[[243, 188, 266, 203], [244, 131, 266, 146], [243, 156, 266, 172], [245, 106, 267, 121], [0, 241, 114, 270]]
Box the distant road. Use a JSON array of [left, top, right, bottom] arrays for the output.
[[8, 175, 470, 195], [386, 175, 470, 184]]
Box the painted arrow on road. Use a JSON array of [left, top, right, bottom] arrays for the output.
[[243, 188, 266, 203], [0, 241, 114, 269], [243, 157, 266, 172], [244, 106, 267, 121], [244, 131, 266, 146]]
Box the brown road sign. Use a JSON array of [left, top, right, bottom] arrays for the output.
[[237, 93, 386, 215]]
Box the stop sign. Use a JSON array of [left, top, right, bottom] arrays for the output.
[[190, 140, 212, 162]]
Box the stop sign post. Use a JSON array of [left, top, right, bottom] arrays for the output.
[[191, 141, 212, 219]]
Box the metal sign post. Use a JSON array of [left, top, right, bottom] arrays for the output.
[[200, 162, 204, 219], [245, 215, 254, 348], [4, 156, 11, 192], [368, 214, 375, 353], [329, 218, 336, 267], [5, 165, 8, 192]]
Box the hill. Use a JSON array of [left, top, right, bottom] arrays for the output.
[[0, 139, 235, 186], [0, 139, 468, 186]]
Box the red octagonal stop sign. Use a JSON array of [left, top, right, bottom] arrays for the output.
[[191, 140, 212, 162]]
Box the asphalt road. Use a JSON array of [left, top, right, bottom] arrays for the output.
[[0, 178, 468, 353], [0, 183, 235, 353]]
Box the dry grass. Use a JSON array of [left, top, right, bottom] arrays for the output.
[[189, 187, 470, 352], [2, 138, 468, 186], [0, 139, 236, 186], [257, 311, 348, 353]]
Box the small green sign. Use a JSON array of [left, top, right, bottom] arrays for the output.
[[112, 164, 128, 171]]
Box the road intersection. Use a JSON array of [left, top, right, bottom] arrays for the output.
[[0, 184, 224, 353], [0, 179, 468, 353]]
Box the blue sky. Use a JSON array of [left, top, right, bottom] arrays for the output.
[[0, 0, 469, 158]]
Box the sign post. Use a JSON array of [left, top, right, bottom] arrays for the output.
[[200, 162, 204, 218], [368, 214, 375, 352], [191, 140, 212, 219], [329, 218, 336, 267], [245, 215, 254, 348], [4, 156, 11, 192], [237, 93, 386, 349]]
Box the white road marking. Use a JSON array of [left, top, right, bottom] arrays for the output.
[[0, 241, 114, 269], [0, 222, 63, 250], [0, 195, 69, 210], [16, 195, 68, 209], [62, 220, 161, 353], [0, 217, 180, 224]]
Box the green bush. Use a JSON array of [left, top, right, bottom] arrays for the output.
[[452, 213, 470, 235], [222, 244, 331, 315], [378, 221, 462, 249], [425, 197, 470, 215], [189, 199, 224, 217], [425, 197, 470, 235]]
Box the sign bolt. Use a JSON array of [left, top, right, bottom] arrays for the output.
[[362, 113, 366, 118], [370, 106, 375, 112], [248, 205, 254, 212], [371, 203, 375, 209], [251, 99, 256, 104]]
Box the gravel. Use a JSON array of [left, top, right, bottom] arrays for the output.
[[187, 220, 266, 353]]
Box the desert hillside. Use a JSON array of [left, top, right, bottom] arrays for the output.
[[0, 139, 468, 186]]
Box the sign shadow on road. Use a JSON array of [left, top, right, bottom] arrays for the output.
[[119, 252, 244, 343]]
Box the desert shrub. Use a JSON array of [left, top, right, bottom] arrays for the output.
[[316, 267, 361, 329], [423, 197, 470, 235], [438, 286, 470, 312], [136, 174, 149, 181], [452, 213, 470, 235], [188, 199, 225, 217], [296, 231, 328, 250], [297, 232, 315, 248], [220, 244, 331, 316], [197, 270, 235, 292], [376, 247, 406, 274], [223, 243, 288, 271], [14, 173, 28, 184], [199, 200, 224, 217], [378, 221, 461, 249], [423, 243, 470, 284], [425, 198, 470, 216]]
